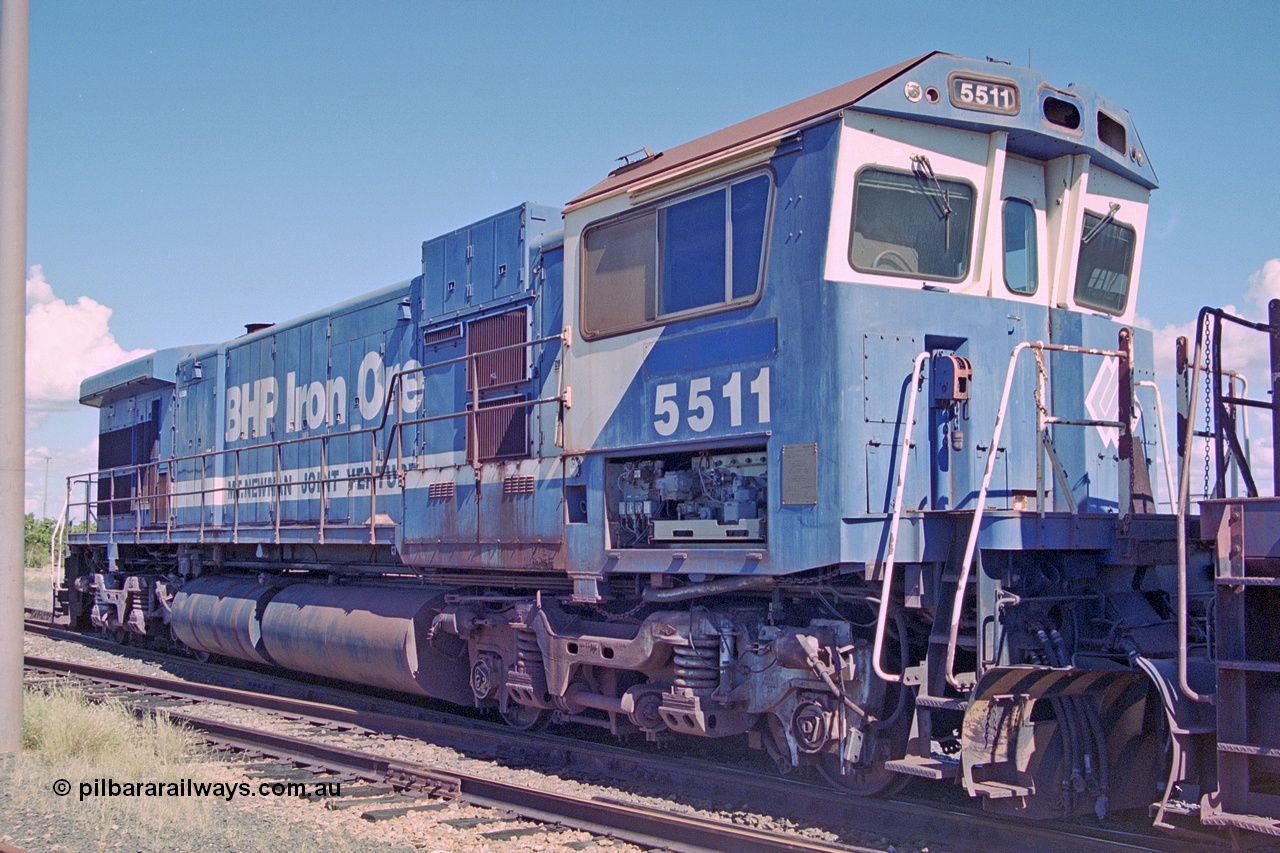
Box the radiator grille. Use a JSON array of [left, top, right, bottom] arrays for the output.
[[468, 309, 527, 390], [475, 395, 529, 461]]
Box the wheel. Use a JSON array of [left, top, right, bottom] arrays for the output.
[[500, 703, 551, 731], [103, 626, 131, 646], [817, 690, 912, 797], [818, 745, 909, 797]]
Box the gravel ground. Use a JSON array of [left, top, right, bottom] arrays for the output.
[[13, 632, 954, 853]]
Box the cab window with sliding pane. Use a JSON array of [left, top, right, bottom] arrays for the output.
[[581, 172, 772, 339], [849, 166, 975, 281]]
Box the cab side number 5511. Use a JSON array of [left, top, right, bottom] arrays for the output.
[[654, 367, 771, 437]]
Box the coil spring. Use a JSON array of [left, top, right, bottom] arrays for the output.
[[129, 594, 145, 624], [673, 638, 720, 690], [514, 626, 544, 675]]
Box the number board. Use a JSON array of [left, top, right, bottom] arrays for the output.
[[948, 74, 1019, 116]]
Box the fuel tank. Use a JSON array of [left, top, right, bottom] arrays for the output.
[[257, 583, 472, 705], [169, 575, 277, 665]]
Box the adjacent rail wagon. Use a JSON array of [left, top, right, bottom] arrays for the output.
[[57, 52, 1280, 835]]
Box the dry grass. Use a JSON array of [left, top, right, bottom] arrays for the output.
[[3, 687, 390, 852], [9, 686, 222, 836], [24, 560, 52, 611]]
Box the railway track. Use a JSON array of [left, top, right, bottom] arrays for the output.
[[22, 611, 1250, 853]]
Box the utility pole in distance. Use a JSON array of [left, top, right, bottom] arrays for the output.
[[0, 0, 30, 754]]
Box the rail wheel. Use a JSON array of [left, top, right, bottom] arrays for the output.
[[817, 729, 909, 797], [500, 703, 551, 731], [102, 625, 131, 646]]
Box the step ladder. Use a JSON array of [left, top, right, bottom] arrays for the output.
[[1199, 497, 1280, 834]]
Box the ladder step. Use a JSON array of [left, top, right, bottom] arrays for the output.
[[914, 695, 968, 711], [970, 780, 1032, 799], [1216, 576, 1280, 587], [1219, 742, 1280, 758], [885, 755, 960, 780]]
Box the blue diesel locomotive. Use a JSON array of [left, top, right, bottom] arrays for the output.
[[58, 52, 1280, 832]]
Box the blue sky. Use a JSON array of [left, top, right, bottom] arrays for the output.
[[21, 0, 1280, 513]]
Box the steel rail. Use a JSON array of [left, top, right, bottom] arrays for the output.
[[21, 627, 1228, 853], [25, 657, 869, 853]]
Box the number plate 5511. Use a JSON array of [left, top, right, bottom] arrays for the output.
[[948, 75, 1019, 116]]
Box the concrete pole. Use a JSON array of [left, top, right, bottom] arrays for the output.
[[0, 0, 29, 754]]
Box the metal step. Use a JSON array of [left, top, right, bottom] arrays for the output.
[[969, 780, 1032, 799], [913, 695, 968, 711], [884, 755, 960, 780]]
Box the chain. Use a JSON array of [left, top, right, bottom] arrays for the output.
[[591, 598, 649, 622], [1032, 348, 1050, 424], [1202, 316, 1214, 501]]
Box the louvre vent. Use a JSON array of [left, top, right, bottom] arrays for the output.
[[504, 475, 536, 495], [427, 481, 456, 500], [423, 324, 463, 347]]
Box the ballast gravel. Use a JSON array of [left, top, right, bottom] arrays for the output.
[[10, 632, 948, 853]]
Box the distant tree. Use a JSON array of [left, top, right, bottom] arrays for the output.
[[24, 513, 56, 568]]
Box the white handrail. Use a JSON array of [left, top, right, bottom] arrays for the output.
[[1134, 379, 1176, 513], [944, 340, 1125, 691], [1174, 320, 1215, 704], [871, 351, 930, 684], [49, 496, 68, 593]]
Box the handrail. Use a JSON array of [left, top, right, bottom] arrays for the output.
[[374, 329, 567, 476], [50, 497, 69, 592], [1175, 307, 1219, 704], [1171, 304, 1276, 704], [63, 331, 567, 543], [944, 340, 1126, 692], [1134, 379, 1176, 513], [871, 351, 930, 684]]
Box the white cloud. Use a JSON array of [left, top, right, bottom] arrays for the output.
[[25, 265, 152, 411], [1147, 259, 1280, 500]]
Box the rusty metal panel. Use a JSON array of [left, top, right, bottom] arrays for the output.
[[568, 53, 933, 208]]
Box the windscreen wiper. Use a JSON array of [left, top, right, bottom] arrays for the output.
[[1082, 202, 1121, 245], [910, 154, 953, 250]]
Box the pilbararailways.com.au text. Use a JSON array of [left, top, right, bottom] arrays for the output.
[[51, 777, 343, 801]]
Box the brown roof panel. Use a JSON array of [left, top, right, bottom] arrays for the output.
[[567, 52, 941, 209]]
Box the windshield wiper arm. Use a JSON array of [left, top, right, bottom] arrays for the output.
[[1082, 202, 1121, 245], [910, 155, 953, 250]]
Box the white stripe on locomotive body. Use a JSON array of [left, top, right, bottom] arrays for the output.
[[165, 455, 564, 510]]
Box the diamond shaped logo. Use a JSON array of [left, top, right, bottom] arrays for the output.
[[1085, 359, 1119, 448]]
